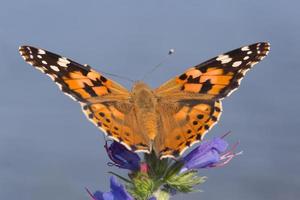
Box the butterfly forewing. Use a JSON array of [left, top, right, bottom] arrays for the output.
[[155, 42, 270, 100], [19, 46, 129, 102]]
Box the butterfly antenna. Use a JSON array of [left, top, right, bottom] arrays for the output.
[[98, 70, 135, 83], [84, 65, 135, 83], [141, 49, 175, 81]]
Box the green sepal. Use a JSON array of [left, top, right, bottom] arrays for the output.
[[153, 189, 171, 200], [166, 170, 206, 193], [163, 160, 184, 181], [126, 172, 155, 200]]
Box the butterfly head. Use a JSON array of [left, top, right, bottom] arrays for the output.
[[131, 81, 156, 108], [131, 81, 152, 94]]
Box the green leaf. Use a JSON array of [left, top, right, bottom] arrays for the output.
[[166, 170, 206, 193]]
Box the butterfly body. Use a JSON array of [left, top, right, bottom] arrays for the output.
[[19, 42, 270, 159], [131, 81, 158, 141]]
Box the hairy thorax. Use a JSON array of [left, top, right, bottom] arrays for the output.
[[131, 81, 158, 140]]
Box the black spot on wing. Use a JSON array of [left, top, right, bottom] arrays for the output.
[[187, 76, 200, 83], [100, 76, 108, 83], [200, 79, 213, 93], [178, 73, 188, 80], [83, 82, 97, 97]]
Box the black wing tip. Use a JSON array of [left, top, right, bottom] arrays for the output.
[[18, 45, 26, 53], [19, 45, 33, 51], [19, 45, 45, 54], [251, 41, 270, 45], [252, 41, 271, 49]]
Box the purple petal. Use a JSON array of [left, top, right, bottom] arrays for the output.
[[106, 141, 140, 171], [110, 176, 134, 200], [181, 137, 229, 171], [93, 191, 113, 200], [87, 177, 133, 200]]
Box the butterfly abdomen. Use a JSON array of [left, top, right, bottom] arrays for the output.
[[140, 112, 158, 141]]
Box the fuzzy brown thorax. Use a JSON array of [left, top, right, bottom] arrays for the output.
[[131, 81, 158, 140]]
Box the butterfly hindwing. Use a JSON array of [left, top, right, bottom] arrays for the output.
[[82, 102, 151, 153], [155, 100, 222, 158]]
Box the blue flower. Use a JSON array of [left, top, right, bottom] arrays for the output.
[[181, 137, 238, 172], [105, 141, 141, 171], [87, 176, 134, 200]]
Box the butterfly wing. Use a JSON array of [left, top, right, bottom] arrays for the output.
[[83, 102, 151, 152], [155, 100, 222, 158], [155, 42, 270, 100], [19, 46, 129, 102], [154, 42, 270, 158], [19, 46, 150, 152]]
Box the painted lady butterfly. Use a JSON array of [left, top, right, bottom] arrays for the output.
[[19, 42, 270, 159]]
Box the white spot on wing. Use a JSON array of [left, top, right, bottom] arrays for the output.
[[232, 61, 242, 67], [38, 49, 46, 54], [216, 54, 232, 64], [37, 55, 42, 59], [250, 61, 258, 66], [241, 46, 250, 51], [57, 57, 70, 68], [247, 51, 252, 55], [36, 67, 45, 73], [243, 56, 249, 60], [42, 60, 47, 65], [50, 65, 60, 72]]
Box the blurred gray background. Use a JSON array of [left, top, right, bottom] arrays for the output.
[[0, 0, 299, 199]]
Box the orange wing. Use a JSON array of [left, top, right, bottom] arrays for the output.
[[19, 46, 129, 102], [155, 100, 222, 159], [155, 42, 270, 100], [154, 42, 270, 158], [19, 46, 151, 153]]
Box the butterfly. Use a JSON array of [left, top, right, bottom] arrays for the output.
[[19, 42, 270, 159]]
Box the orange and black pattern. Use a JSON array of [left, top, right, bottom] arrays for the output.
[[19, 46, 112, 102], [19, 42, 270, 159], [158, 100, 223, 158], [177, 42, 270, 99]]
